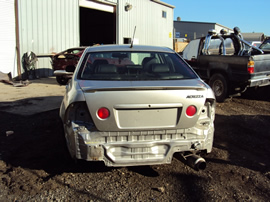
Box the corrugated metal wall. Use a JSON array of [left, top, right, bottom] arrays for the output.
[[17, 0, 80, 77], [174, 21, 233, 41], [174, 21, 215, 40], [15, 0, 173, 77], [117, 0, 173, 48]]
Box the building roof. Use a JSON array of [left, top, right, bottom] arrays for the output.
[[151, 0, 175, 8], [241, 33, 265, 42], [174, 20, 232, 31]]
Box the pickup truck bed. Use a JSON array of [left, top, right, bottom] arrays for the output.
[[182, 27, 270, 102]]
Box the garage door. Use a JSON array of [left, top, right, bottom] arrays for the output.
[[0, 0, 17, 77], [79, 0, 114, 13], [79, 0, 116, 46]]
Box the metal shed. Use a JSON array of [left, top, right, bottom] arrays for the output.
[[0, 0, 174, 79]]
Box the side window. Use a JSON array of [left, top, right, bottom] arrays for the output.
[[123, 38, 131, 44], [162, 11, 167, 18]]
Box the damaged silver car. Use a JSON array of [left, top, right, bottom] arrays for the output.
[[56, 45, 216, 170]]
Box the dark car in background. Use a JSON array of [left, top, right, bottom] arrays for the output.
[[52, 47, 86, 85], [244, 41, 262, 51]]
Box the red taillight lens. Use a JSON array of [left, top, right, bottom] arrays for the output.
[[248, 67, 254, 74], [97, 107, 110, 119], [186, 105, 197, 117], [247, 61, 254, 74]]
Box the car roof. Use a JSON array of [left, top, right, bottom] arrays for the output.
[[84, 44, 174, 53], [67, 47, 86, 50]]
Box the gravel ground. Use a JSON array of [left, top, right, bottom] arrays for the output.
[[0, 78, 270, 201]]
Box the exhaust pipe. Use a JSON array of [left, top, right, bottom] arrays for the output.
[[186, 154, 206, 171]]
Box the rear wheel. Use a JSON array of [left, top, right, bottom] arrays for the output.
[[56, 76, 69, 85], [209, 73, 228, 102]]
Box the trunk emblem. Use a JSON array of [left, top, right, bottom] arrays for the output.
[[186, 95, 204, 98]]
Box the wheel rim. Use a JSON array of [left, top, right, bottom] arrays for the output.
[[213, 80, 224, 97]]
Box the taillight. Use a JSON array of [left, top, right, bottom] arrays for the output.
[[247, 61, 254, 74], [186, 105, 197, 117], [97, 107, 110, 119], [64, 102, 93, 126]]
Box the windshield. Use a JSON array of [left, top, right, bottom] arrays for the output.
[[77, 51, 197, 81]]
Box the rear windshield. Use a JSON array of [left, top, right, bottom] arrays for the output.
[[77, 51, 197, 80]]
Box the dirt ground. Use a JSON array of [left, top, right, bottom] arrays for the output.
[[0, 77, 270, 201]]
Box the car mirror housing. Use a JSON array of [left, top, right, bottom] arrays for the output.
[[54, 70, 73, 76]]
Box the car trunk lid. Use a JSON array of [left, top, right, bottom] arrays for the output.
[[79, 80, 208, 131]]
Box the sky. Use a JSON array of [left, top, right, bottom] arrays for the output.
[[163, 0, 270, 36]]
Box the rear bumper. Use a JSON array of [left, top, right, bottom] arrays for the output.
[[64, 122, 214, 167], [249, 76, 270, 87]]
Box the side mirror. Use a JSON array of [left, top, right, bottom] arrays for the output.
[[66, 65, 76, 72]]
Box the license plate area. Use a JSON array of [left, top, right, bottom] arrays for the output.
[[116, 106, 181, 129]]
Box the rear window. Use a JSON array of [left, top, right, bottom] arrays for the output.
[[206, 38, 235, 55], [77, 51, 197, 81]]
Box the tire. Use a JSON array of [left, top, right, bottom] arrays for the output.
[[56, 76, 69, 85], [209, 73, 228, 102]]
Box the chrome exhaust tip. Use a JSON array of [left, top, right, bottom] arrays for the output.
[[186, 154, 206, 171]]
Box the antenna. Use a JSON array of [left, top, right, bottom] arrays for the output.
[[130, 26, 137, 48]]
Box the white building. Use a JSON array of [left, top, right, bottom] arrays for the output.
[[0, 0, 174, 79]]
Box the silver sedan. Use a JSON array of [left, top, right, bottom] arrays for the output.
[[56, 45, 216, 170]]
